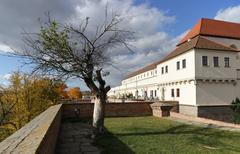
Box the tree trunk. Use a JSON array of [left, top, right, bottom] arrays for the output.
[[92, 93, 106, 136]]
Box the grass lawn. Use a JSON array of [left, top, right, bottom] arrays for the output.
[[95, 116, 240, 154]]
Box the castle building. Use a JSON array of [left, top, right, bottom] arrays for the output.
[[109, 18, 240, 121]]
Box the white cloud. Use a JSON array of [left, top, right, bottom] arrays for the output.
[[0, 0, 184, 88], [0, 44, 13, 53], [68, 0, 182, 87], [214, 5, 240, 22], [0, 73, 11, 87]]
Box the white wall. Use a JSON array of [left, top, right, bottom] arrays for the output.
[[109, 36, 240, 108], [162, 81, 196, 105], [109, 49, 197, 103], [195, 49, 238, 79], [156, 49, 195, 83], [196, 82, 238, 106]]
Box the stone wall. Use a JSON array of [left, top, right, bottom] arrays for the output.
[[198, 105, 234, 122], [179, 104, 198, 116], [0, 102, 152, 153], [178, 104, 234, 122], [0, 104, 62, 154], [62, 102, 152, 118], [0, 100, 237, 153]]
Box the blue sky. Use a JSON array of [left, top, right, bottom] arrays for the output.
[[134, 0, 240, 35], [0, 0, 240, 89]]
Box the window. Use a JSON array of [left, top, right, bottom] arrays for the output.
[[224, 57, 230, 67], [144, 91, 148, 98], [171, 89, 174, 97], [176, 89, 180, 97], [154, 90, 157, 97], [155, 70, 157, 74], [177, 61, 180, 70], [150, 90, 153, 97], [165, 65, 168, 73], [161, 67, 164, 74], [202, 56, 208, 66], [182, 59, 186, 68], [213, 57, 219, 67]]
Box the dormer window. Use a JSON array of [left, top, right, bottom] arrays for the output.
[[230, 44, 237, 49]]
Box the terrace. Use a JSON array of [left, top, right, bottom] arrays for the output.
[[0, 101, 240, 153]]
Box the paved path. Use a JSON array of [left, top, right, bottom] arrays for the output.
[[55, 120, 101, 154], [168, 112, 240, 132]]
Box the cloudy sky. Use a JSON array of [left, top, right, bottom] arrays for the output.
[[0, 0, 240, 89]]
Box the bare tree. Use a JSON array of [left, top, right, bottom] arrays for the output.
[[12, 12, 133, 135]]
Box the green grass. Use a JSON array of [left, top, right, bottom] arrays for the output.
[[95, 117, 240, 154]]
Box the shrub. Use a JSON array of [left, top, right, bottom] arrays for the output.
[[231, 98, 240, 124]]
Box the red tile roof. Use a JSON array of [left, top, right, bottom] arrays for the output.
[[124, 62, 157, 80], [178, 18, 240, 45], [124, 36, 238, 80]]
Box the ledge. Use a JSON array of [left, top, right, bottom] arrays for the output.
[[0, 104, 62, 154]]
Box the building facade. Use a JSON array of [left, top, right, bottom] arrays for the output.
[[108, 18, 240, 121]]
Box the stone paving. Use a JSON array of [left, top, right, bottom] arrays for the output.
[[55, 120, 101, 154], [168, 112, 240, 132]]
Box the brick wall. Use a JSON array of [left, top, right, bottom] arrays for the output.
[[62, 102, 152, 118]]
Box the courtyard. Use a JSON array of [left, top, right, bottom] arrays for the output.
[[95, 117, 240, 154]]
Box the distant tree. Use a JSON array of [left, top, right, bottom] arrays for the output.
[[231, 98, 240, 123], [0, 72, 66, 140], [54, 82, 69, 99], [67, 87, 82, 99], [13, 11, 134, 135]]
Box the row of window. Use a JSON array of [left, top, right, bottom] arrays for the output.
[[161, 65, 168, 74], [124, 55, 230, 84], [171, 88, 180, 97], [202, 56, 230, 67], [161, 59, 186, 75], [136, 69, 157, 80], [177, 59, 186, 70]]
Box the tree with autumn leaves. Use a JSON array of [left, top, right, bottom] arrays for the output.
[[67, 87, 82, 99], [0, 72, 70, 141]]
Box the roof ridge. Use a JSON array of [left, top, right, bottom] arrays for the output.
[[194, 35, 201, 47], [199, 18, 204, 34]]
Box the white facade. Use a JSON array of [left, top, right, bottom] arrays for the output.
[[109, 39, 240, 105], [108, 32, 240, 117]]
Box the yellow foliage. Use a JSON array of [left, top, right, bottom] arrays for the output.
[[67, 87, 82, 99], [0, 72, 67, 141]]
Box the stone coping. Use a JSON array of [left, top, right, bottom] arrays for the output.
[[63, 102, 153, 105], [0, 104, 62, 153], [150, 102, 177, 108]]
